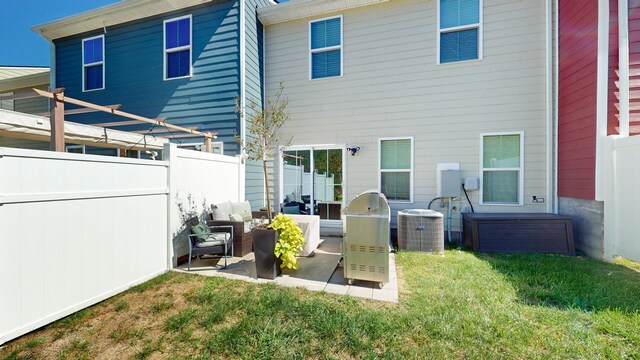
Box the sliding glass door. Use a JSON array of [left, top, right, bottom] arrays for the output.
[[281, 146, 345, 221]]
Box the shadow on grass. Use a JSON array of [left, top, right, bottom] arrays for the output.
[[477, 252, 640, 313]]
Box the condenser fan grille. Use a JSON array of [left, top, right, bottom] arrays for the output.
[[397, 210, 444, 254]]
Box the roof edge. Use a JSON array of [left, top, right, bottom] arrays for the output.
[[258, 0, 390, 25], [32, 0, 213, 41]]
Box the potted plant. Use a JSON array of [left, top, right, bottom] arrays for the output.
[[270, 214, 305, 270], [238, 82, 291, 279]]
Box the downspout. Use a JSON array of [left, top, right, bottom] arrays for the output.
[[553, 0, 559, 214], [595, 0, 610, 201], [239, 0, 247, 202], [619, 0, 630, 137], [545, 0, 554, 213], [48, 40, 56, 89]]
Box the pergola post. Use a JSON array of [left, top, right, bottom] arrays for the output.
[[204, 135, 212, 153], [49, 88, 65, 152]]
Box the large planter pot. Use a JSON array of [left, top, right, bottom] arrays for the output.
[[252, 228, 282, 279]]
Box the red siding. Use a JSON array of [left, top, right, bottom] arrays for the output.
[[608, 0, 619, 135], [629, 0, 640, 134], [558, 0, 599, 200]]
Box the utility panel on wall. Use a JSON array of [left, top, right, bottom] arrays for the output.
[[437, 163, 460, 197]]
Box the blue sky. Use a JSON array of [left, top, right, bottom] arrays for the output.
[[0, 1, 288, 67], [0, 1, 118, 67]]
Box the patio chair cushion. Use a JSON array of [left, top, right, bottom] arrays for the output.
[[190, 223, 211, 242], [194, 232, 231, 248], [211, 201, 233, 220], [232, 201, 252, 215], [229, 213, 243, 222]]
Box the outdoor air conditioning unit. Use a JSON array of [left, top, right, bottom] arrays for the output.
[[397, 209, 444, 254]]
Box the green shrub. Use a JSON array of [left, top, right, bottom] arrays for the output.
[[269, 214, 305, 270]]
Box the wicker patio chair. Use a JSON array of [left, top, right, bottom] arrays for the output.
[[186, 216, 234, 270]]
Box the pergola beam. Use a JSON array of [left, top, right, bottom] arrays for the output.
[[0, 92, 42, 101], [34, 88, 216, 139], [34, 104, 122, 117]]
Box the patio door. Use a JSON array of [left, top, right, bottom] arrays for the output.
[[281, 146, 345, 223]]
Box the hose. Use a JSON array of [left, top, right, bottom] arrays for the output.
[[428, 197, 444, 210], [462, 184, 475, 213]]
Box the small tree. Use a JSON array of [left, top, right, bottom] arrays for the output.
[[237, 82, 290, 223]]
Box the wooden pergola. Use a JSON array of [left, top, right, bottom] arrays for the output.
[[0, 88, 218, 153]]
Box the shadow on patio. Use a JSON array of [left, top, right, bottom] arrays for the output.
[[173, 236, 398, 302]]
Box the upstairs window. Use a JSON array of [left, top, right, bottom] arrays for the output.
[[379, 137, 413, 202], [82, 35, 104, 91], [438, 0, 481, 64], [310, 16, 342, 79], [164, 15, 192, 80], [480, 132, 524, 205]]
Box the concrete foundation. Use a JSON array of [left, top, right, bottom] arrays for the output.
[[559, 197, 604, 259]]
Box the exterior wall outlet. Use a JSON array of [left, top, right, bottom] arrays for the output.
[[532, 196, 545, 203]]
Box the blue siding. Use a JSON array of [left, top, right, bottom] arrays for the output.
[[54, 1, 242, 154], [243, 0, 270, 209]]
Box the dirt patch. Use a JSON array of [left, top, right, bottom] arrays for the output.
[[0, 274, 205, 359]]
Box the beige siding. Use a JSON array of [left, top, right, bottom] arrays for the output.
[[264, 0, 549, 230]]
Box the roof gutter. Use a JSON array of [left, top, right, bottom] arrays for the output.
[[32, 0, 212, 41], [258, 0, 390, 25]]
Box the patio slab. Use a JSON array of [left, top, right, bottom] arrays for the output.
[[173, 236, 399, 303]]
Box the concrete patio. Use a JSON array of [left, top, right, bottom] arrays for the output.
[[173, 236, 398, 303]]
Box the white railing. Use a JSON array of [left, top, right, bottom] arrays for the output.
[[0, 144, 241, 344]]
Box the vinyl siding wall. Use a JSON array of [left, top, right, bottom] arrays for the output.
[[0, 86, 49, 115], [557, 0, 598, 200], [54, 1, 242, 154], [243, 0, 270, 209], [264, 0, 549, 229]]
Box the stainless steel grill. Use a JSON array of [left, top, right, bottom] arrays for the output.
[[342, 190, 390, 288]]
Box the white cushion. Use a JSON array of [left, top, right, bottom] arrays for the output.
[[229, 213, 243, 222], [244, 222, 252, 233], [194, 232, 230, 248], [232, 201, 252, 215], [211, 201, 233, 220]]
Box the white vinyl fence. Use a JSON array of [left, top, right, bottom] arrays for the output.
[[0, 144, 241, 344], [603, 135, 640, 262]]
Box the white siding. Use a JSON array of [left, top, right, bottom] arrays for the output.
[[265, 0, 549, 230]]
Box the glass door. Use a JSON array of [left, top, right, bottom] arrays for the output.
[[313, 149, 343, 220], [282, 149, 311, 214], [281, 146, 345, 221]]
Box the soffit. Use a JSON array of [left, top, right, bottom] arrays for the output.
[[32, 0, 214, 41], [258, 0, 390, 25]]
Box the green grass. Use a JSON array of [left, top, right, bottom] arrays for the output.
[[1, 251, 639, 359]]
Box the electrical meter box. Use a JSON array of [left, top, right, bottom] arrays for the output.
[[440, 170, 461, 197]]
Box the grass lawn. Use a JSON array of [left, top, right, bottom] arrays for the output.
[[2, 251, 639, 359]]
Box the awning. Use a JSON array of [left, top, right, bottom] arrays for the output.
[[0, 108, 168, 151]]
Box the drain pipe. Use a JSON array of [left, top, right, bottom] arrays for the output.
[[446, 197, 453, 243]]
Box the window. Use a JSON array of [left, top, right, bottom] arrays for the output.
[[310, 16, 342, 79], [438, 0, 481, 64], [164, 15, 192, 80], [65, 145, 85, 154], [82, 35, 104, 91], [480, 132, 523, 205], [178, 142, 224, 154], [379, 137, 413, 202]]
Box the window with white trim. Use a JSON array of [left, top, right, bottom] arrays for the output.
[[164, 15, 192, 80], [82, 35, 104, 91], [310, 16, 342, 79], [178, 142, 223, 154], [380, 138, 413, 202], [480, 132, 523, 205], [438, 0, 481, 64]]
